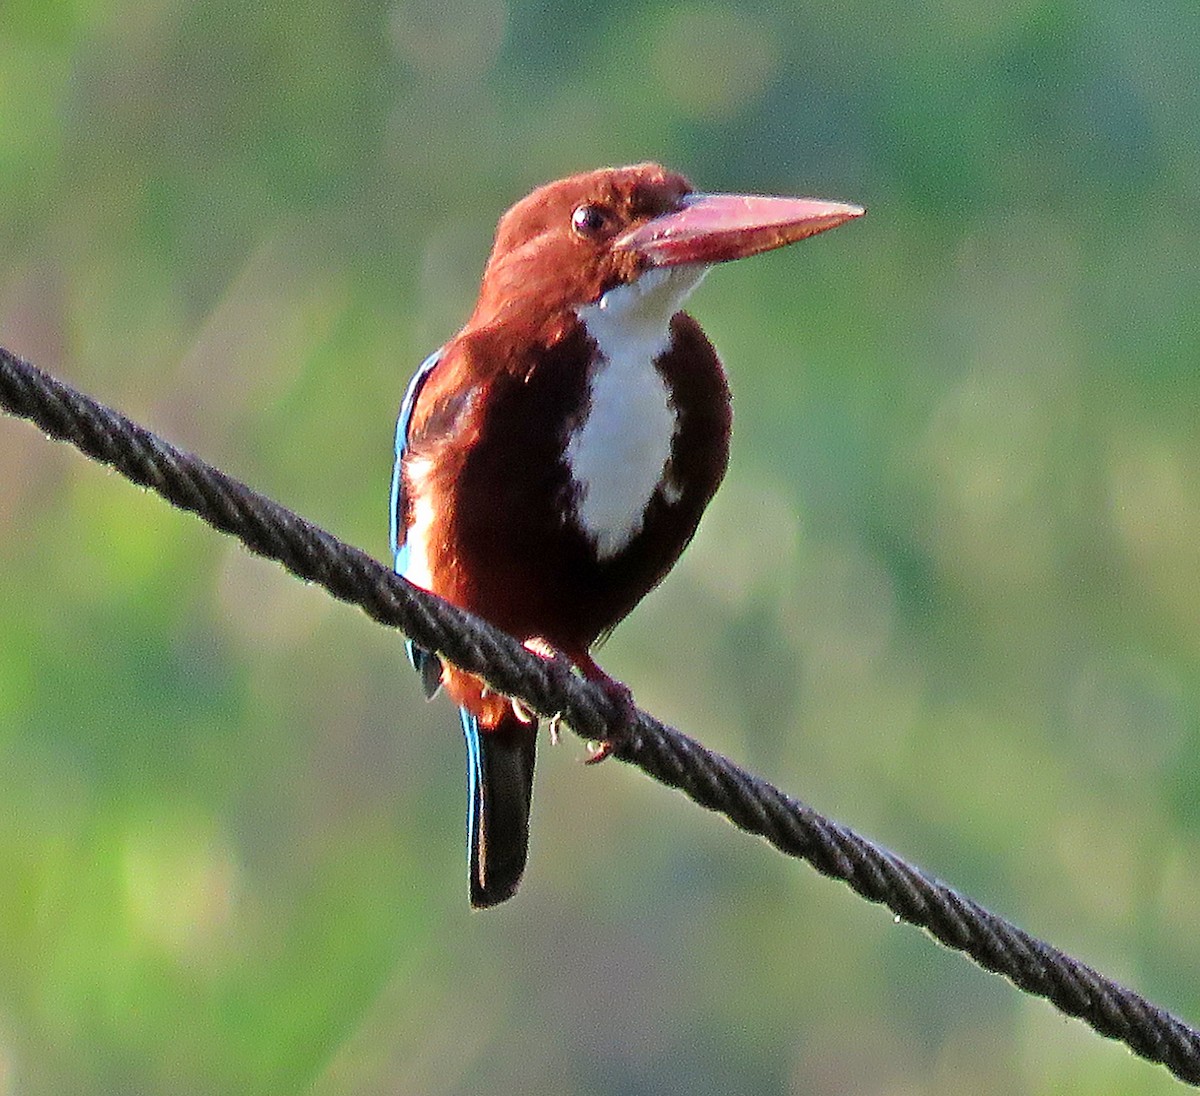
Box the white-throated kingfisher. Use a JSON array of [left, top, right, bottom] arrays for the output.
[[392, 163, 862, 907]]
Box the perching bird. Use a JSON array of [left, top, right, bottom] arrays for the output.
[[392, 163, 862, 907]]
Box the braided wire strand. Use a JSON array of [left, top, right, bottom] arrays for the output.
[[2, 344, 1197, 1085]]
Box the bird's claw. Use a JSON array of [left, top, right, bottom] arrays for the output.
[[581, 676, 639, 764], [584, 739, 613, 764]]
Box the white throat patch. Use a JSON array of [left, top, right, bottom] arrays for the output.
[[565, 265, 708, 559]]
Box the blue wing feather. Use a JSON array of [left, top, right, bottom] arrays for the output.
[[393, 346, 535, 908], [392, 347, 445, 697]]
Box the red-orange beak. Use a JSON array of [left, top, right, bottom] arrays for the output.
[[614, 192, 864, 267]]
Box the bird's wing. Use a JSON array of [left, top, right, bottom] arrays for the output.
[[392, 346, 445, 697]]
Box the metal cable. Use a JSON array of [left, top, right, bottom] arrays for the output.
[[2, 344, 1196, 1085]]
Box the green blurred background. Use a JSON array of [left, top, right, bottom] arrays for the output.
[[1, 0, 1198, 1092]]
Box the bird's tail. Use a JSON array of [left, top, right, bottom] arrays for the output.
[[460, 707, 537, 908]]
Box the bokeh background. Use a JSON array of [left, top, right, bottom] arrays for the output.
[[1, 1, 1198, 1092]]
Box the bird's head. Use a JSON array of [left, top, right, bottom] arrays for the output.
[[467, 163, 863, 338]]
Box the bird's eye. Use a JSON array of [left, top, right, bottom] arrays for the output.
[[571, 204, 610, 238]]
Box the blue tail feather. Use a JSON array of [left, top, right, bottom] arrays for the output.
[[461, 707, 536, 908]]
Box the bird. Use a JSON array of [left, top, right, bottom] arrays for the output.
[[391, 163, 862, 907]]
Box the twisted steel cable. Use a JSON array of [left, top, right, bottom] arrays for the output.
[[2, 344, 1197, 1085]]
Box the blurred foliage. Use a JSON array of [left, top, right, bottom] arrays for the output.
[[1, 0, 1199, 1092]]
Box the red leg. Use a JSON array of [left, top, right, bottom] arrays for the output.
[[574, 654, 639, 763]]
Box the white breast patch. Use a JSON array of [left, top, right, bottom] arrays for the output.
[[565, 265, 708, 559], [563, 333, 676, 559]]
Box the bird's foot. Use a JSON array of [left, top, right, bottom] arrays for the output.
[[513, 637, 562, 730], [577, 661, 639, 764], [518, 643, 640, 760]]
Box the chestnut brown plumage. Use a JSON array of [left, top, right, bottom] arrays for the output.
[[392, 164, 862, 906]]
